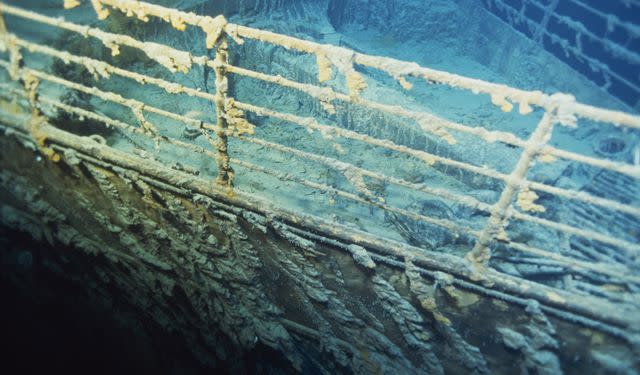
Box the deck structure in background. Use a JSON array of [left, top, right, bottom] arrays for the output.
[[483, 0, 640, 110]]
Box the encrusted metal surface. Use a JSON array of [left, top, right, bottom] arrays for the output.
[[0, 1, 639, 373]]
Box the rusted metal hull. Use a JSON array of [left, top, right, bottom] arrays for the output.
[[1, 119, 637, 374]]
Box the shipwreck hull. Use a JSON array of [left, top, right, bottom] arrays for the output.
[[1, 0, 639, 373], [0, 118, 637, 374]]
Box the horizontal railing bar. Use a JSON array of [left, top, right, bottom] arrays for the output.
[[234, 107, 510, 191], [8, 85, 632, 284], [96, 0, 223, 38], [42, 96, 217, 160], [231, 24, 548, 107], [231, 26, 640, 130], [3, 82, 139, 132], [526, 180, 640, 218], [4, 2, 638, 177], [3, 38, 636, 252], [491, 0, 640, 95], [234, 154, 640, 284], [225, 63, 524, 147], [91, 0, 640, 129], [503, 241, 640, 285], [236, 100, 640, 219], [226, 64, 640, 179], [238, 136, 480, 237], [241, 129, 638, 258], [234, 101, 506, 204], [2, 113, 637, 329], [8, 34, 219, 106], [510, 208, 640, 259], [0, 3, 210, 71], [568, 0, 640, 38], [0, 82, 219, 161], [2, 97, 635, 287], [543, 146, 640, 179], [230, 157, 479, 239], [0, 60, 216, 133]]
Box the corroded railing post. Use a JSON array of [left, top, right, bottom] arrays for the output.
[[465, 98, 565, 270], [213, 33, 234, 188]]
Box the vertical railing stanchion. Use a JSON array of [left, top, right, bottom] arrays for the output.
[[466, 99, 563, 271], [213, 32, 234, 189]]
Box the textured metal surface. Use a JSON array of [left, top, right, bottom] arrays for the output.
[[0, 1, 639, 372]]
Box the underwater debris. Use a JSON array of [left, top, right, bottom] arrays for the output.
[[169, 13, 186, 31], [22, 73, 40, 110], [342, 167, 384, 203], [415, 115, 457, 145], [372, 275, 444, 373], [595, 135, 628, 157], [497, 301, 562, 375], [537, 152, 556, 163]]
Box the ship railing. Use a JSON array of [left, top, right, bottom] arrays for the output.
[[0, 0, 639, 325]]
